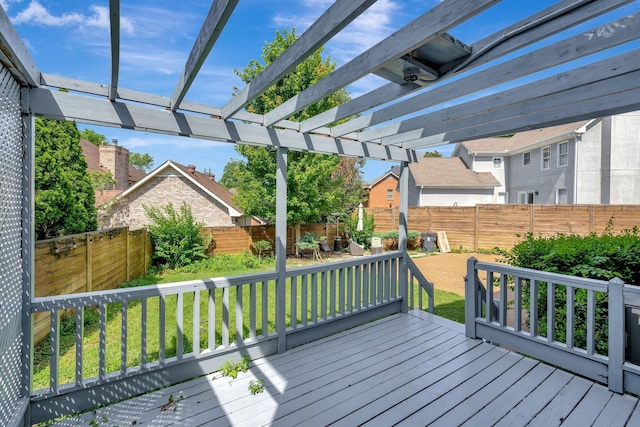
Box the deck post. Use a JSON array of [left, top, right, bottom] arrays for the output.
[[275, 147, 288, 353], [465, 257, 478, 338], [398, 161, 409, 314], [608, 277, 625, 393]]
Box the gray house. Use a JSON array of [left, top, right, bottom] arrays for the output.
[[451, 111, 640, 204]]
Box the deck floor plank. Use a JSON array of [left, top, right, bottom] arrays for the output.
[[48, 313, 640, 427]]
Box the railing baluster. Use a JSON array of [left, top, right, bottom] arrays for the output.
[[338, 268, 345, 315], [177, 293, 184, 359], [499, 274, 507, 327], [75, 307, 83, 387], [301, 275, 308, 326], [355, 265, 362, 310], [141, 298, 147, 368], [262, 281, 269, 336], [371, 261, 377, 304], [363, 263, 370, 307], [346, 266, 353, 312], [291, 276, 298, 329], [587, 289, 595, 355], [330, 270, 336, 318], [513, 277, 522, 332], [159, 295, 166, 364], [223, 287, 229, 347], [193, 291, 200, 355], [486, 271, 494, 322], [321, 271, 328, 320], [418, 273, 423, 310], [391, 258, 397, 299], [236, 285, 243, 343], [99, 304, 107, 381], [530, 280, 538, 337], [379, 259, 385, 302], [311, 273, 318, 323], [208, 289, 215, 349], [566, 285, 574, 349], [250, 282, 257, 340], [121, 300, 128, 374], [50, 309, 59, 393], [547, 282, 555, 343]]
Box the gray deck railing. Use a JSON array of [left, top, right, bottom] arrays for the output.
[[465, 257, 640, 395], [29, 251, 431, 423]]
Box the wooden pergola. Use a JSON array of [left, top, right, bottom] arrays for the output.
[[1, 0, 640, 425]]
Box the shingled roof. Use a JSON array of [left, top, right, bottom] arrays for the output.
[[408, 157, 500, 188], [80, 139, 146, 183], [457, 120, 590, 155], [171, 161, 238, 211]]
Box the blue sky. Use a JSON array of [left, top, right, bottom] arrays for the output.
[[3, 0, 637, 181]]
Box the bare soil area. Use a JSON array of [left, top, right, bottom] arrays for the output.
[[411, 252, 505, 296]]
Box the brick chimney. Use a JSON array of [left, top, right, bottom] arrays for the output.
[[187, 164, 196, 174], [209, 173, 215, 181], [99, 142, 130, 191]]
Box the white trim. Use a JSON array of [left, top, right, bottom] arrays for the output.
[[541, 145, 551, 170], [523, 151, 531, 166], [557, 141, 568, 167], [556, 187, 568, 204]]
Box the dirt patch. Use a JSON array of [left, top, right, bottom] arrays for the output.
[[411, 252, 505, 296]]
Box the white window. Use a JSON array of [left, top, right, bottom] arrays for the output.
[[542, 146, 551, 170], [556, 188, 568, 204], [493, 157, 503, 169], [523, 152, 531, 166], [386, 189, 394, 201], [558, 142, 568, 167], [517, 191, 535, 204]]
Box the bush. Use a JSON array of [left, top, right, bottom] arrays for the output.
[[342, 210, 376, 249], [501, 228, 640, 354], [253, 240, 272, 260], [297, 232, 320, 251], [375, 230, 421, 250], [144, 202, 210, 269]]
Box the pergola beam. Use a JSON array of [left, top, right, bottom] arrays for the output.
[[262, 0, 500, 127], [108, 0, 120, 102], [383, 50, 640, 147], [222, 0, 377, 119], [301, 0, 631, 135], [28, 88, 418, 162], [170, 0, 238, 111], [355, 12, 640, 142], [0, 6, 40, 86]]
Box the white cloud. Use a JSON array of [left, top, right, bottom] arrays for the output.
[[12, 1, 134, 35]]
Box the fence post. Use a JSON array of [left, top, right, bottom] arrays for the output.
[[465, 257, 478, 338], [86, 234, 93, 293], [608, 277, 625, 393], [126, 228, 130, 282]]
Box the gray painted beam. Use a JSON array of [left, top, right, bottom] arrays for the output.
[[222, 0, 376, 119], [170, 0, 239, 111], [0, 6, 40, 86], [108, 0, 120, 101], [358, 13, 640, 143], [276, 148, 287, 353], [384, 49, 640, 147], [28, 88, 418, 162], [302, 0, 631, 135], [399, 162, 409, 314], [263, 0, 500, 127]]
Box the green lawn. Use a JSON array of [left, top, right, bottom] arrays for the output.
[[33, 254, 465, 390]]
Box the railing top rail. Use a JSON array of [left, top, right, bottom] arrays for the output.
[[475, 261, 610, 292], [31, 270, 279, 312], [285, 251, 402, 278]]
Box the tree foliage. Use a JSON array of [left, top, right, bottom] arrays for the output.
[[35, 118, 98, 239], [222, 28, 365, 225], [87, 170, 115, 192], [423, 150, 443, 158], [129, 152, 155, 173], [80, 128, 108, 146]]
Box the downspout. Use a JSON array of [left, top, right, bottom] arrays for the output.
[[275, 147, 287, 353], [399, 161, 409, 314]]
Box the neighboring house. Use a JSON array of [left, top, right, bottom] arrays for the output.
[[407, 157, 500, 206], [99, 160, 260, 229], [80, 139, 146, 205], [452, 111, 640, 204], [365, 166, 400, 208]]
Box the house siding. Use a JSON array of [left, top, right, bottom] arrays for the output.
[[100, 173, 235, 229], [367, 175, 400, 208], [609, 112, 640, 203], [419, 188, 494, 206]]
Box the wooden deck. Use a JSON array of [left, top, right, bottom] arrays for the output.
[[50, 311, 640, 426]]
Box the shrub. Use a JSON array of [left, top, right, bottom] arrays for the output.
[[501, 228, 640, 354], [144, 202, 210, 269], [342, 210, 376, 249], [297, 232, 320, 251], [375, 230, 421, 250], [253, 239, 272, 260]]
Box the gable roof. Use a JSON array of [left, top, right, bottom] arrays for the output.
[[408, 157, 500, 188], [367, 166, 400, 188], [455, 120, 591, 155], [114, 160, 244, 218]]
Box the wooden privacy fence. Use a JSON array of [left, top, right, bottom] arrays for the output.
[[34, 227, 152, 342], [368, 204, 640, 251]]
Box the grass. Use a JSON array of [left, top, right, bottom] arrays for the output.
[[33, 252, 466, 390]]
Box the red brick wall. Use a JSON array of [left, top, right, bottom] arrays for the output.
[[366, 175, 400, 208]]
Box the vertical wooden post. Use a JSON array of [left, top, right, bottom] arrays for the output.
[[608, 277, 625, 393], [276, 147, 288, 353], [474, 205, 479, 251], [143, 228, 149, 273], [589, 204, 595, 233], [398, 162, 409, 314], [530, 205, 535, 233], [86, 234, 93, 293], [465, 257, 478, 338], [126, 228, 130, 282]]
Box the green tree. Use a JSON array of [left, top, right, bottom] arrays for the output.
[[80, 128, 108, 146], [35, 118, 98, 239], [423, 150, 443, 157], [87, 170, 115, 192], [223, 28, 365, 225], [129, 152, 154, 173]]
